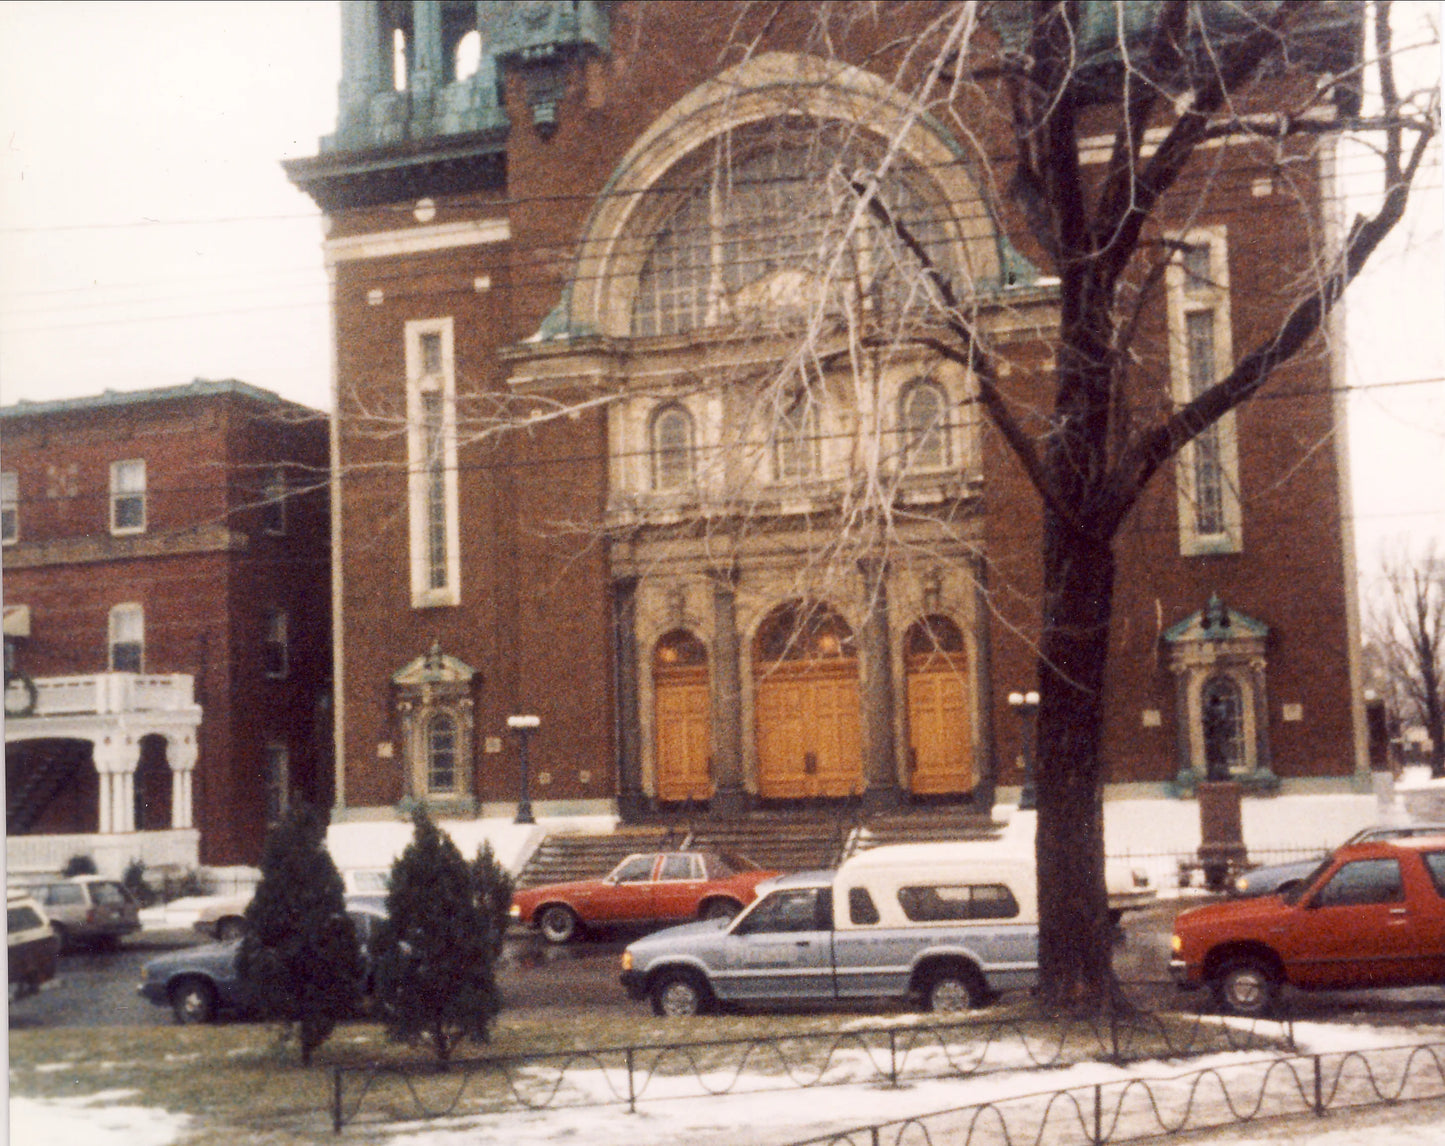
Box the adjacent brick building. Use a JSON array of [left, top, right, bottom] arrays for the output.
[[284, 2, 1369, 832], [2, 381, 331, 871]]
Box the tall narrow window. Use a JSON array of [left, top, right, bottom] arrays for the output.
[[407, 319, 460, 606], [651, 404, 695, 491], [1, 471, 17, 544], [427, 713, 458, 793], [261, 465, 287, 536], [109, 603, 144, 672], [1168, 229, 1240, 555], [899, 380, 950, 471], [1201, 674, 1246, 780], [263, 609, 289, 679], [773, 390, 818, 482], [110, 459, 146, 534], [264, 742, 289, 823]]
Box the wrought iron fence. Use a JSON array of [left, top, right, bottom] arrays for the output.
[[786, 1040, 1445, 1145], [329, 1009, 1291, 1132]]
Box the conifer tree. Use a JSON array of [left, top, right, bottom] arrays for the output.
[[238, 803, 363, 1064], [371, 809, 502, 1061], [470, 840, 514, 964]]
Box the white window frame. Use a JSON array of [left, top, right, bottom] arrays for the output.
[[109, 603, 144, 673], [1, 470, 17, 545], [263, 608, 289, 679], [110, 459, 147, 535], [1167, 226, 1241, 555], [262, 465, 287, 536], [406, 318, 461, 606]]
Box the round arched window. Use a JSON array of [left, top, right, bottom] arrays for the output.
[[427, 713, 458, 793], [900, 380, 950, 470], [651, 405, 695, 490], [754, 602, 855, 663]]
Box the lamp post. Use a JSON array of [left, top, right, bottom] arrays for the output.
[[507, 714, 540, 825], [1008, 690, 1040, 811]]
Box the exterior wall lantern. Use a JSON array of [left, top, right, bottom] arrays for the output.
[[1008, 690, 1040, 810], [507, 714, 541, 825]]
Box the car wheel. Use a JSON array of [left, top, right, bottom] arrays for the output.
[[700, 899, 741, 922], [170, 977, 218, 1024], [537, 904, 579, 944], [650, 969, 710, 1017], [216, 917, 246, 943], [925, 967, 983, 1014], [1212, 957, 1279, 1017]]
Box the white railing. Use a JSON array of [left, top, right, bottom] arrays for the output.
[[6, 829, 200, 880], [30, 673, 195, 716]]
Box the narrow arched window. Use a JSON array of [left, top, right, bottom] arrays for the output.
[[427, 713, 458, 793], [900, 380, 950, 470], [651, 404, 694, 490], [1201, 674, 1245, 780], [774, 390, 818, 481]]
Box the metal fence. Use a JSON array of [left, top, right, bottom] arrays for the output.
[[786, 1040, 1445, 1145], [328, 1009, 1291, 1132]]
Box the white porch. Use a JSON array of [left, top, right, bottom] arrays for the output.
[[5, 673, 203, 877]]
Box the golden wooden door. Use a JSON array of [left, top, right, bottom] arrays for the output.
[[906, 653, 974, 795], [655, 665, 712, 802], [755, 661, 862, 798]]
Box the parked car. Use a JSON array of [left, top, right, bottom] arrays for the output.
[[20, 876, 140, 950], [620, 843, 1040, 1016], [1230, 822, 1445, 898], [1170, 836, 1445, 1015], [193, 868, 391, 941], [139, 899, 387, 1024], [511, 850, 780, 943], [7, 887, 61, 1000]]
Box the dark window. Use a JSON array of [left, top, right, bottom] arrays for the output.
[[8, 906, 41, 931], [426, 714, 457, 792], [2, 471, 17, 544], [611, 855, 656, 883], [262, 466, 287, 535], [1312, 859, 1404, 908], [1424, 852, 1445, 897], [658, 854, 700, 881], [897, 883, 1020, 922], [848, 886, 880, 925], [651, 404, 695, 490], [737, 887, 828, 934]]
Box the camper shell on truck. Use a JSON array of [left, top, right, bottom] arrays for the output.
[[620, 842, 1040, 1016]]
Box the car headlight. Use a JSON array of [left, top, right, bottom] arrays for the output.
[[1170, 934, 1183, 954], [1233, 875, 1250, 894], [508, 904, 521, 918], [620, 951, 633, 972]]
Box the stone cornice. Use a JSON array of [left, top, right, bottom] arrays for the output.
[[2, 523, 249, 570]]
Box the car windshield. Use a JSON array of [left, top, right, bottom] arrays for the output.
[[1281, 856, 1334, 904]]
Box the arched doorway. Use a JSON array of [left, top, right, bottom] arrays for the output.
[[653, 630, 712, 802], [904, 616, 974, 795], [753, 603, 861, 799], [134, 733, 173, 831]]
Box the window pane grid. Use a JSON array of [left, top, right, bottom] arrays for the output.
[[1185, 309, 1225, 535], [421, 391, 448, 590]]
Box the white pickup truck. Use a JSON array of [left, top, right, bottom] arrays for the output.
[[619, 843, 1041, 1016]]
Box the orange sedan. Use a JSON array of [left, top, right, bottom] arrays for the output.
[[510, 850, 780, 943]]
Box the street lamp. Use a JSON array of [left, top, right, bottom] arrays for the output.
[[507, 714, 541, 825], [1008, 690, 1040, 811]]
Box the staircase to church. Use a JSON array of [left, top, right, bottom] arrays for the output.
[[680, 812, 854, 873], [513, 827, 680, 890], [843, 809, 1004, 859]]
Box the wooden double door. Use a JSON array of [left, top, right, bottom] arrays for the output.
[[754, 659, 862, 799], [654, 662, 713, 802], [905, 651, 974, 795]]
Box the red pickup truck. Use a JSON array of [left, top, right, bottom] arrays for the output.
[[1170, 836, 1445, 1015]]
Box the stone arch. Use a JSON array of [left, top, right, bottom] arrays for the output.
[[751, 600, 861, 799], [652, 629, 712, 802], [133, 732, 172, 831], [557, 52, 1003, 339]]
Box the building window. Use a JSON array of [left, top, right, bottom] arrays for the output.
[[264, 609, 289, 679], [1201, 674, 1246, 780], [650, 404, 695, 491], [109, 603, 144, 672], [265, 742, 289, 824], [899, 380, 951, 471], [773, 389, 819, 482], [110, 459, 146, 535], [426, 714, 458, 793], [262, 466, 287, 536], [1168, 229, 1240, 555], [1, 471, 16, 544], [407, 319, 460, 606]]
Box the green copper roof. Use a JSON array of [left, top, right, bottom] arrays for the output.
[[1163, 594, 1270, 643], [0, 379, 312, 421]]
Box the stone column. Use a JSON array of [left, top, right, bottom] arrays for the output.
[[612, 576, 646, 820], [710, 568, 747, 817], [91, 735, 137, 834], [168, 734, 198, 831], [410, 0, 445, 102], [858, 559, 901, 811], [338, 1, 384, 127]]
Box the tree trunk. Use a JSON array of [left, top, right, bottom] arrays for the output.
[[1032, 507, 1119, 1008]]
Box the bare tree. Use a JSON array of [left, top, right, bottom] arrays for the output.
[[1368, 541, 1445, 775]]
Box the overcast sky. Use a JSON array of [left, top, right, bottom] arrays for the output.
[[0, 1, 1440, 570]]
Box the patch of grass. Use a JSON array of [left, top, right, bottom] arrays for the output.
[[9, 1005, 1293, 1145]]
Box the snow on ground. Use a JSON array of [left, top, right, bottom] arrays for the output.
[[9, 1090, 190, 1146]]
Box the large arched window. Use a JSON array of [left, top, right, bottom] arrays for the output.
[[632, 121, 954, 338], [899, 380, 951, 470], [650, 404, 695, 490]]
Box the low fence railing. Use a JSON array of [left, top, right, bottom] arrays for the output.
[[328, 1009, 1292, 1132], [787, 1040, 1445, 1145]]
